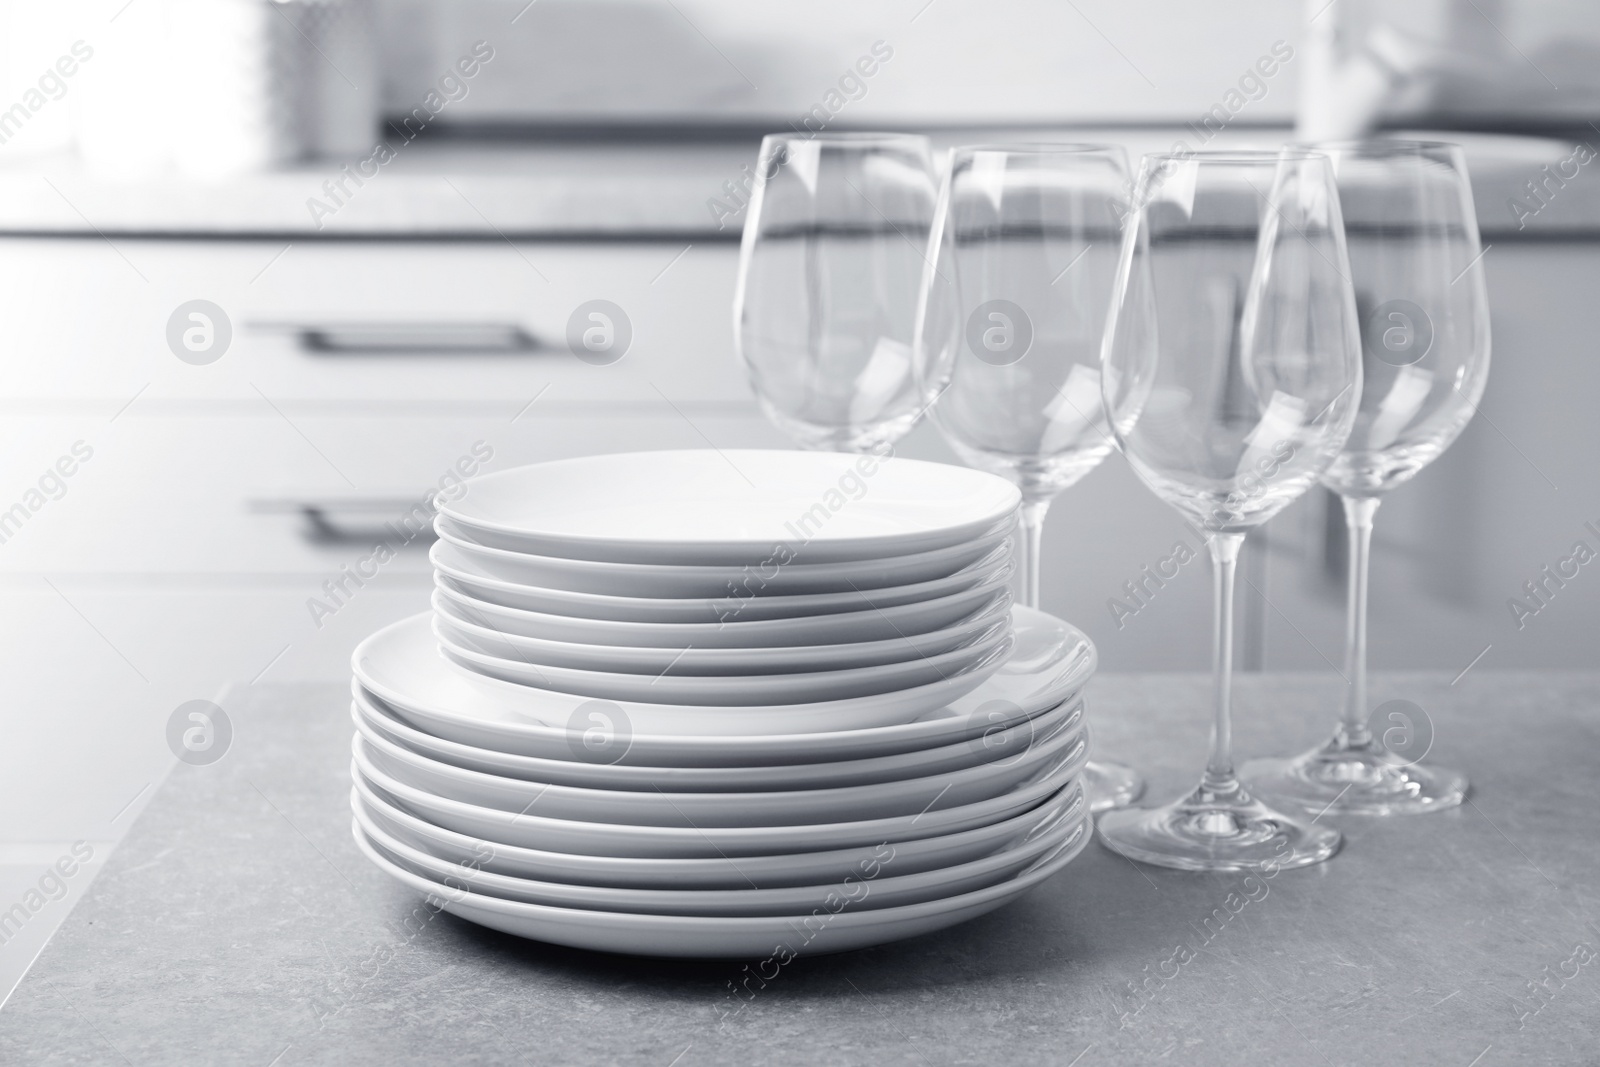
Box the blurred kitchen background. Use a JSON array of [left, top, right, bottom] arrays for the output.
[[0, 0, 1597, 998]]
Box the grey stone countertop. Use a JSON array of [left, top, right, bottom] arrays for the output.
[[0, 126, 1595, 239], [2, 671, 1596, 1066]]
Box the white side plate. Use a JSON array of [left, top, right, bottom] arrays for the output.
[[431, 540, 1011, 623], [433, 615, 1012, 707], [432, 586, 1012, 675], [437, 449, 1021, 565], [435, 516, 1012, 598], [431, 574, 1014, 649]]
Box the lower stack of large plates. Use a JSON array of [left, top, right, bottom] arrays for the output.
[[348, 450, 1097, 957]]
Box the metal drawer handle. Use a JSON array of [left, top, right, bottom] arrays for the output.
[[250, 498, 437, 547], [285, 322, 540, 355]]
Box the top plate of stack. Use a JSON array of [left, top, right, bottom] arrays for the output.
[[435, 449, 1022, 565]]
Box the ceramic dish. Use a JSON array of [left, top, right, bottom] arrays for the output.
[[361, 614, 1006, 735], [352, 770, 1083, 889], [435, 449, 1022, 565], [435, 516, 1011, 599], [351, 712, 1083, 826], [352, 606, 1095, 765], [433, 615, 1012, 706], [431, 587, 1012, 675], [353, 791, 1084, 917], [431, 574, 1014, 650], [431, 540, 1011, 624], [352, 735, 1085, 858], [353, 685, 1080, 792], [350, 811, 1089, 957]]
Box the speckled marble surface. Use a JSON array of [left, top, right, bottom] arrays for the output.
[[1, 672, 1596, 1066]]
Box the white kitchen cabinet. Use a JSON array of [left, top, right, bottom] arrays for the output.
[[1246, 244, 1600, 673], [0, 410, 788, 575], [1028, 243, 1600, 676], [0, 235, 1591, 691], [0, 239, 746, 405]]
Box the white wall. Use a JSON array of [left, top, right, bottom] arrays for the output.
[[401, 0, 1303, 124]]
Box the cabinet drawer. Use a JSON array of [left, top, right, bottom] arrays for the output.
[[0, 410, 786, 575], [0, 239, 745, 405]]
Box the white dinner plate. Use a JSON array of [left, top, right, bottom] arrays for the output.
[[434, 615, 1012, 707], [432, 588, 1011, 676], [353, 684, 1080, 792], [353, 793, 1085, 917], [432, 575, 1014, 650], [353, 769, 1083, 889], [435, 516, 1012, 599], [363, 615, 1004, 735], [352, 735, 1084, 858], [351, 810, 1088, 957], [436, 449, 1022, 566], [353, 605, 1096, 764], [352, 711, 1084, 827], [432, 540, 1011, 624]]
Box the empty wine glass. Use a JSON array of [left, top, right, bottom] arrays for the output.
[[734, 133, 939, 453], [1241, 141, 1489, 815], [913, 143, 1145, 813], [1098, 150, 1362, 871]]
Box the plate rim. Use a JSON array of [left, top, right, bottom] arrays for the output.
[[352, 683, 1082, 789], [431, 585, 1013, 671], [434, 514, 1014, 583], [348, 806, 1091, 947], [350, 737, 1089, 852], [351, 787, 1087, 914], [436, 449, 1024, 562], [429, 538, 1013, 619], [350, 605, 1097, 762], [352, 706, 1084, 818], [430, 570, 1016, 648], [430, 614, 1014, 705], [350, 769, 1086, 886]]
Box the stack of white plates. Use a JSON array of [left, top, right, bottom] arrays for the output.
[[348, 450, 1098, 957]]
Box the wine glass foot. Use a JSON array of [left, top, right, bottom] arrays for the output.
[[1084, 759, 1144, 814], [1241, 741, 1468, 817], [1096, 784, 1341, 872]]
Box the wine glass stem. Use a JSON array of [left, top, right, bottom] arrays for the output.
[[1016, 499, 1050, 610], [1338, 495, 1382, 746], [1203, 532, 1246, 794]]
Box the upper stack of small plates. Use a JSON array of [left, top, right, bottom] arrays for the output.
[[348, 450, 1097, 957]]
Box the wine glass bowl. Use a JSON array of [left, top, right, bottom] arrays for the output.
[[1102, 152, 1361, 535], [915, 144, 1126, 502], [1317, 141, 1491, 496], [735, 133, 939, 453], [1097, 150, 1361, 870]]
